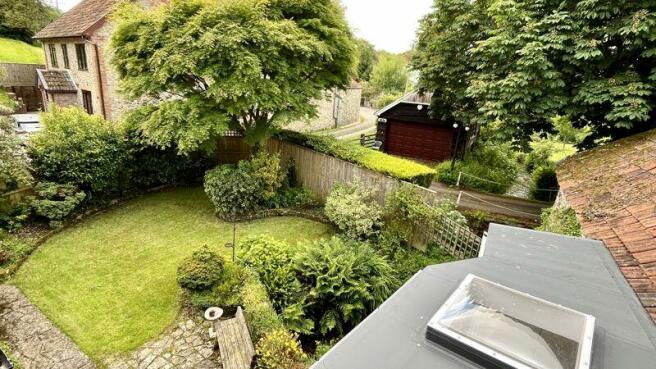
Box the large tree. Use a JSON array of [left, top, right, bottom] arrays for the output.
[[111, 0, 356, 152], [355, 38, 377, 81], [0, 0, 59, 43], [413, 0, 656, 143]]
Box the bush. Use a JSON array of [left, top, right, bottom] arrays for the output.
[[241, 268, 286, 342], [204, 152, 287, 218], [276, 131, 436, 187], [293, 237, 398, 338], [537, 207, 582, 237], [186, 262, 244, 309], [0, 116, 32, 193], [28, 106, 127, 195], [524, 145, 552, 173], [255, 329, 307, 369], [375, 92, 402, 109], [435, 144, 519, 194], [31, 182, 86, 228], [530, 164, 559, 202], [0, 231, 31, 278], [324, 183, 382, 240], [239, 237, 303, 313], [176, 246, 225, 290], [268, 187, 317, 209]]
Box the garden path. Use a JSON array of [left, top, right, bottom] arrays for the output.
[[0, 285, 95, 369], [106, 308, 219, 369]]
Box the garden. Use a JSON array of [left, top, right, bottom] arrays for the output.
[[0, 105, 459, 368]]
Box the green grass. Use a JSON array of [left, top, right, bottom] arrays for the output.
[[0, 38, 44, 64], [12, 187, 333, 361]]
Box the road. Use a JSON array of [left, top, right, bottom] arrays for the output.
[[319, 107, 377, 140]]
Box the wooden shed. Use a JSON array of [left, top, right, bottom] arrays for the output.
[[374, 92, 460, 163]]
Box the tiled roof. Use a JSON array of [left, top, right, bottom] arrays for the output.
[[557, 129, 656, 322], [37, 69, 77, 92], [34, 0, 120, 39]]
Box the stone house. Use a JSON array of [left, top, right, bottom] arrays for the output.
[[286, 81, 362, 132], [33, 0, 162, 121]]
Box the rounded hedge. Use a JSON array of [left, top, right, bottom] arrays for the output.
[[177, 246, 225, 291]]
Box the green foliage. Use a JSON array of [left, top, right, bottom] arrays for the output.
[[374, 92, 403, 109], [355, 38, 377, 82], [0, 340, 22, 369], [0, 0, 59, 43], [241, 268, 286, 342], [186, 262, 244, 309], [370, 53, 409, 96], [176, 246, 225, 291], [530, 164, 559, 202], [537, 207, 582, 237], [31, 182, 86, 228], [111, 0, 356, 151], [255, 329, 307, 369], [413, 0, 656, 142], [277, 131, 436, 186], [325, 183, 382, 240], [268, 187, 317, 209], [28, 107, 127, 195], [435, 144, 519, 193], [0, 231, 29, 269], [0, 116, 32, 192], [204, 152, 286, 218], [293, 237, 398, 338], [239, 237, 303, 314]]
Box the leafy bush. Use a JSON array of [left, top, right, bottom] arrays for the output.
[[530, 164, 559, 202], [28, 106, 127, 195], [186, 262, 244, 309], [384, 185, 466, 246], [254, 329, 307, 369], [293, 237, 398, 338], [435, 144, 519, 193], [241, 268, 286, 342], [239, 237, 303, 313], [268, 187, 317, 209], [204, 152, 287, 218], [375, 92, 402, 108], [324, 183, 382, 240], [176, 246, 225, 291], [276, 131, 436, 187], [0, 231, 31, 278], [524, 144, 552, 173], [30, 182, 86, 228], [0, 116, 32, 192], [537, 207, 582, 237]]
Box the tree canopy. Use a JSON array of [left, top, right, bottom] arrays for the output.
[[0, 0, 59, 43], [413, 0, 656, 143], [355, 38, 377, 81], [111, 0, 356, 152]]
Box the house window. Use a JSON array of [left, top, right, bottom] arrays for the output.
[[61, 44, 70, 69], [49, 44, 58, 68], [76, 44, 88, 71], [82, 90, 93, 114]]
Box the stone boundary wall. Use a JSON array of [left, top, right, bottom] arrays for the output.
[[286, 87, 362, 132], [0, 63, 43, 87]]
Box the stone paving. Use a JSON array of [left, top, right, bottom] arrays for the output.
[[106, 309, 220, 369], [0, 285, 96, 369]]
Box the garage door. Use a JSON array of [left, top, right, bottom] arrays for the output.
[[386, 120, 454, 162]]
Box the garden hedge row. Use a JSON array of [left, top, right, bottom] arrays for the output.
[[275, 131, 436, 187]]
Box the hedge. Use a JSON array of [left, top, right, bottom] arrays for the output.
[[275, 131, 436, 187]]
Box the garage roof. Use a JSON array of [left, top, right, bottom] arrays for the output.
[[374, 91, 433, 117], [311, 224, 656, 369]]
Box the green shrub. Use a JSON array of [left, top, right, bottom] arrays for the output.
[[186, 262, 244, 309], [255, 329, 307, 369], [375, 93, 402, 109], [0, 116, 32, 193], [0, 199, 30, 232], [435, 144, 519, 194], [276, 131, 436, 187], [524, 145, 552, 173], [530, 164, 559, 201], [537, 207, 582, 237], [293, 237, 398, 338], [239, 237, 303, 313], [241, 268, 285, 342], [324, 183, 382, 240], [28, 106, 127, 195], [268, 187, 317, 209], [204, 152, 287, 218], [31, 182, 86, 228], [0, 231, 31, 279], [176, 246, 225, 290]]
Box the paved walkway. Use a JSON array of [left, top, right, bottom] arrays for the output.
[[0, 285, 95, 369], [320, 107, 377, 140], [106, 310, 219, 369]]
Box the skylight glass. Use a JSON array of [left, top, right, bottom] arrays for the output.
[[426, 275, 595, 369]]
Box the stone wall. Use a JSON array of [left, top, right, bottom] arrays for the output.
[[287, 86, 362, 132]]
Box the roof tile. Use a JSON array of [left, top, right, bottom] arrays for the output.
[[34, 0, 120, 39]]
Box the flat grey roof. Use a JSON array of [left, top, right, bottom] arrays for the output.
[[312, 224, 656, 369]]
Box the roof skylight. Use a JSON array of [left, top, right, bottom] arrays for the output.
[[426, 274, 595, 369]]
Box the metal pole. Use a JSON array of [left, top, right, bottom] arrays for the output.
[[232, 220, 236, 262]]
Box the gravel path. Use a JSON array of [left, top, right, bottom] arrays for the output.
[[0, 285, 95, 369]]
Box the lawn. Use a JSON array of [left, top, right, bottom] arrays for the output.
[[0, 38, 44, 64], [12, 187, 333, 361]]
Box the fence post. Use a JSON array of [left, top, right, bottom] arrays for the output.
[[456, 172, 462, 187], [360, 134, 365, 146], [456, 191, 463, 208]]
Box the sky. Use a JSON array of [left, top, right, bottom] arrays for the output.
[[52, 0, 434, 53]]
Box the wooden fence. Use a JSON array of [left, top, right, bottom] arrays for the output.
[[266, 138, 481, 259]]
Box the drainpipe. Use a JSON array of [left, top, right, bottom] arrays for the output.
[[84, 37, 107, 119]]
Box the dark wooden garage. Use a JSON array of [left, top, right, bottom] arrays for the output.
[[374, 92, 460, 163]]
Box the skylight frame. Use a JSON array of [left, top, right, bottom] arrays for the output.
[[427, 274, 595, 369]]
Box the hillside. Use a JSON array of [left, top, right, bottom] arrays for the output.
[[0, 38, 44, 64]]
